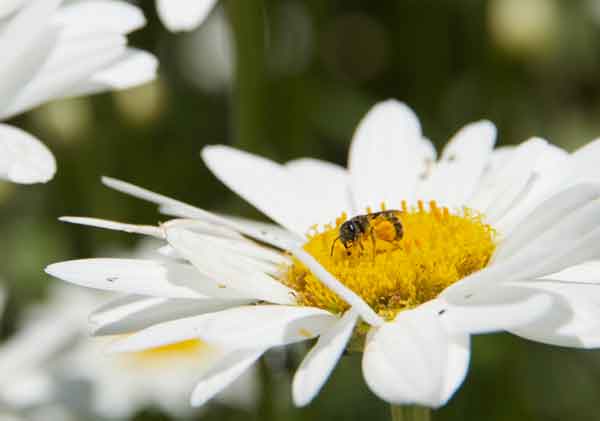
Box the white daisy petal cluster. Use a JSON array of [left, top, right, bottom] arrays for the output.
[[156, 0, 218, 32], [0, 0, 157, 184], [0, 249, 259, 419], [47, 99, 600, 408], [57, 240, 260, 418]]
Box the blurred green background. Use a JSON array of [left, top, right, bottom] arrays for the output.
[[3, 0, 600, 419]]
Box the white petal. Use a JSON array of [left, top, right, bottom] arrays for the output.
[[508, 275, 600, 348], [544, 260, 600, 283], [190, 348, 263, 407], [156, 0, 218, 32], [0, 0, 25, 18], [102, 176, 298, 250], [466, 146, 515, 208], [3, 32, 127, 117], [493, 182, 600, 262], [362, 306, 469, 407], [479, 137, 550, 222], [570, 138, 600, 182], [0, 124, 56, 184], [291, 246, 384, 327], [419, 121, 496, 208], [438, 285, 554, 334], [0, 30, 57, 115], [90, 295, 251, 336], [52, 1, 145, 35], [165, 223, 288, 266], [202, 146, 352, 236], [64, 49, 158, 96], [163, 217, 243, 240], [45, 258, 245, 299], [166, 227, 296, 304], [0, 0, 61, 114], [348, 100, 431, 210], [110, 305, 336, 352], [285, 157, 355, 218], [59, 216, 163, 238], [493, 143, 572, 232], [92, 48, 156, 89], [292, 310, 358, 407], [440, 334, 470, 404], [190, 305, 337, 349], [214, 214, 302, 246], [444, 223, 600, 304]]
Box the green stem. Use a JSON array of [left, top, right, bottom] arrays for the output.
[[390, 405, 431, 421], [225, 0, 268, 153]]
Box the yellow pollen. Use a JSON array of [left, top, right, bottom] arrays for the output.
[[126, 339, 206, 366], [282, 201, 497, 320]]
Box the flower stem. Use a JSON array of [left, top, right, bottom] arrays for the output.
[[390, 405, 431, 421]]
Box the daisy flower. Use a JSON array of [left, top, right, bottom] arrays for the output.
[[156, 0, 218, 32], [0, 0, 157, 184], [47, 100, 600, 411], [0, 284, 95, 415], [0, 278, 258, 419]]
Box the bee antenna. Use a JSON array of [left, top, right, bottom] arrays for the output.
[[330, 237, 341, 257]]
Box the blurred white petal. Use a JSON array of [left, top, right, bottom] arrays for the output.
[[156, 0, 218, 32], [0, 124, 55, 184]]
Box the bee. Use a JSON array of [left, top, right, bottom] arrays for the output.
[[330, 210, 404, 256]]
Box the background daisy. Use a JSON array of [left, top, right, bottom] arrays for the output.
[[0, 0, 157, 184]]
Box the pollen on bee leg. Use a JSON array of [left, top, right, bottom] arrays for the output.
[[373, 220, 396, 242]]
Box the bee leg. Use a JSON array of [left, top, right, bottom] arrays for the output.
[[369, 228, 377, 262]]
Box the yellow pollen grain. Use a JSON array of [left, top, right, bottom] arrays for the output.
[[282, 202, 496, 320]]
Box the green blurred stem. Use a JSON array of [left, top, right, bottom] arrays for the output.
[[390, 405, 431, 421], [225, 0, 268, 152]]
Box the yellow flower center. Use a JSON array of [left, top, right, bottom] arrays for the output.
[[283, 201, 497, 320]]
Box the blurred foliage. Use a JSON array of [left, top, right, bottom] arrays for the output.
[[2, 0, 600, 419]]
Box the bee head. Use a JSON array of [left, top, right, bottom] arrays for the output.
[[339, 220, 360, 247]]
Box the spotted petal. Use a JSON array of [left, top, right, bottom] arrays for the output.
[[45, 258, 245, 300]]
